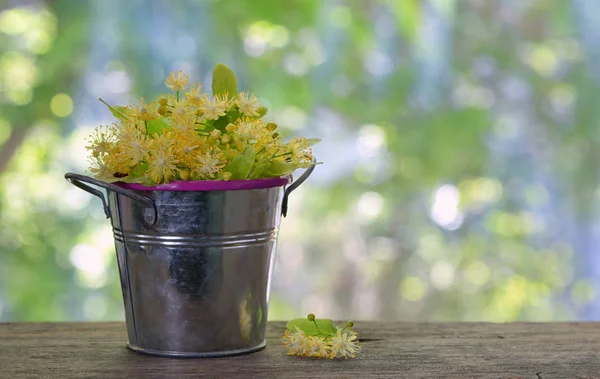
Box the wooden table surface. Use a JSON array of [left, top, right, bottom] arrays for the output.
[[0, 322, 599, 378]]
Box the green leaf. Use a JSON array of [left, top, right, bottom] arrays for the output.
[[117, 163, 148, 183], [248, 161, 269, 179], [110, 106, 129, 120], [226, 108, 239, 120], [212, 63, 238, 96], [286, 318, 337, 337], [224, 146, 255, 179], [264, 161, 297, 177], [146, 118, 171, 135], [214, 114, 230, 132], [99, 98, 128, 120], [130, 162, 148, 177]]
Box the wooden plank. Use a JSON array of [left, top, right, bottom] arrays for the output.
[[0, 322, 599, 378]]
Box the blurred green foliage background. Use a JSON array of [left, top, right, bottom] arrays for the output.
[[1, 0, 598, 322]]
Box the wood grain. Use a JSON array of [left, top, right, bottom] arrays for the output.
[[0, 322, 599, 378]]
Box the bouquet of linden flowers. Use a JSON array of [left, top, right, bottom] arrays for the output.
[[86, 63, 318, 185], [282, 315, 361, 360]]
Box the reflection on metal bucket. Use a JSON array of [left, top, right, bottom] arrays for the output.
[[65, 166, 314, 358]]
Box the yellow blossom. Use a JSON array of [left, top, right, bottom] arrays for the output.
[[170, 99, 189, 118], [236, 92, 260, 117], [184, 84, 203, 106], [234, 118, 268, 143], [328, 330, 361, 359], [170, 101, 197, 132], [216, 93, 234, 109], [193, 150, 224, 179], [282, 327, 311, 356], [128, 98, 159, 121], [198, 95, 227, 120], [87, 155, 115, 181], [119, 128, 152, 165], [117, 117, 145, 134], [307, 336, 330, 359], [164, 70, 189, 92], [151, 131, 175, 150], [88, 66, 318, 185], [104, 148, 132, 176], [147, 146, 178, 183], [85, 125, 116, 157], [255, 133, 283, 156], [173, 130, 203, 167], [287, 136, 313, 164]]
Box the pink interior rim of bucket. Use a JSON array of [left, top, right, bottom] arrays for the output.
[[115, 177, 290, 191]]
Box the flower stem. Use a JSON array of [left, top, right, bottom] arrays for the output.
[[312, 320, 322, 335], [176, 91, 180, 102]]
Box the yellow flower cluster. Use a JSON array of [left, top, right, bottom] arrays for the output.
[[86, 65, 317, 185], [282, 327, 361, 359]]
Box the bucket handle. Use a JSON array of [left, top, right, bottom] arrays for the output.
[[64, 173, 157, 225], [281, 159, 316, 217]]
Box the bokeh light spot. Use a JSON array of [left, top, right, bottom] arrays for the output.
[[430, 185, 463, 230], [7, 89, 33, 105], [284, 53, 309, 76], [524, 44, 558, 77], [464, 261, 490, 287], [400, 276, 426, 301], [357, 124, 386, 158], [69, 243, 110, 289], [270, 25, 290, 48], [243, 21, 289, 56], [280, 106, 307, 130], [50, 93, 73, 118], [0, 8, 29, 35], [356, 191, 384, 222], [430, 260, 455, 290]]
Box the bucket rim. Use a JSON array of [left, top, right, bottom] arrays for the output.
[[114, 177, 290, 192]]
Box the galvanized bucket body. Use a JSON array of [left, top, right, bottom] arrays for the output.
[[65, 168, 314, 358], [110, 187, 282, 357]]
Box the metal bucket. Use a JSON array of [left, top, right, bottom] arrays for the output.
[[64, 167, 314, 357]]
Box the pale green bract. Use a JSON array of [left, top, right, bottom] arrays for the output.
[[212, 63, 239, 96], [286, 318, 337, 337], [224, 146, 255, 179]]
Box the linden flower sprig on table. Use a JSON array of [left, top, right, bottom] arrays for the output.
[[282, 314, 361, 359], [85, 63, 319, 185]]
